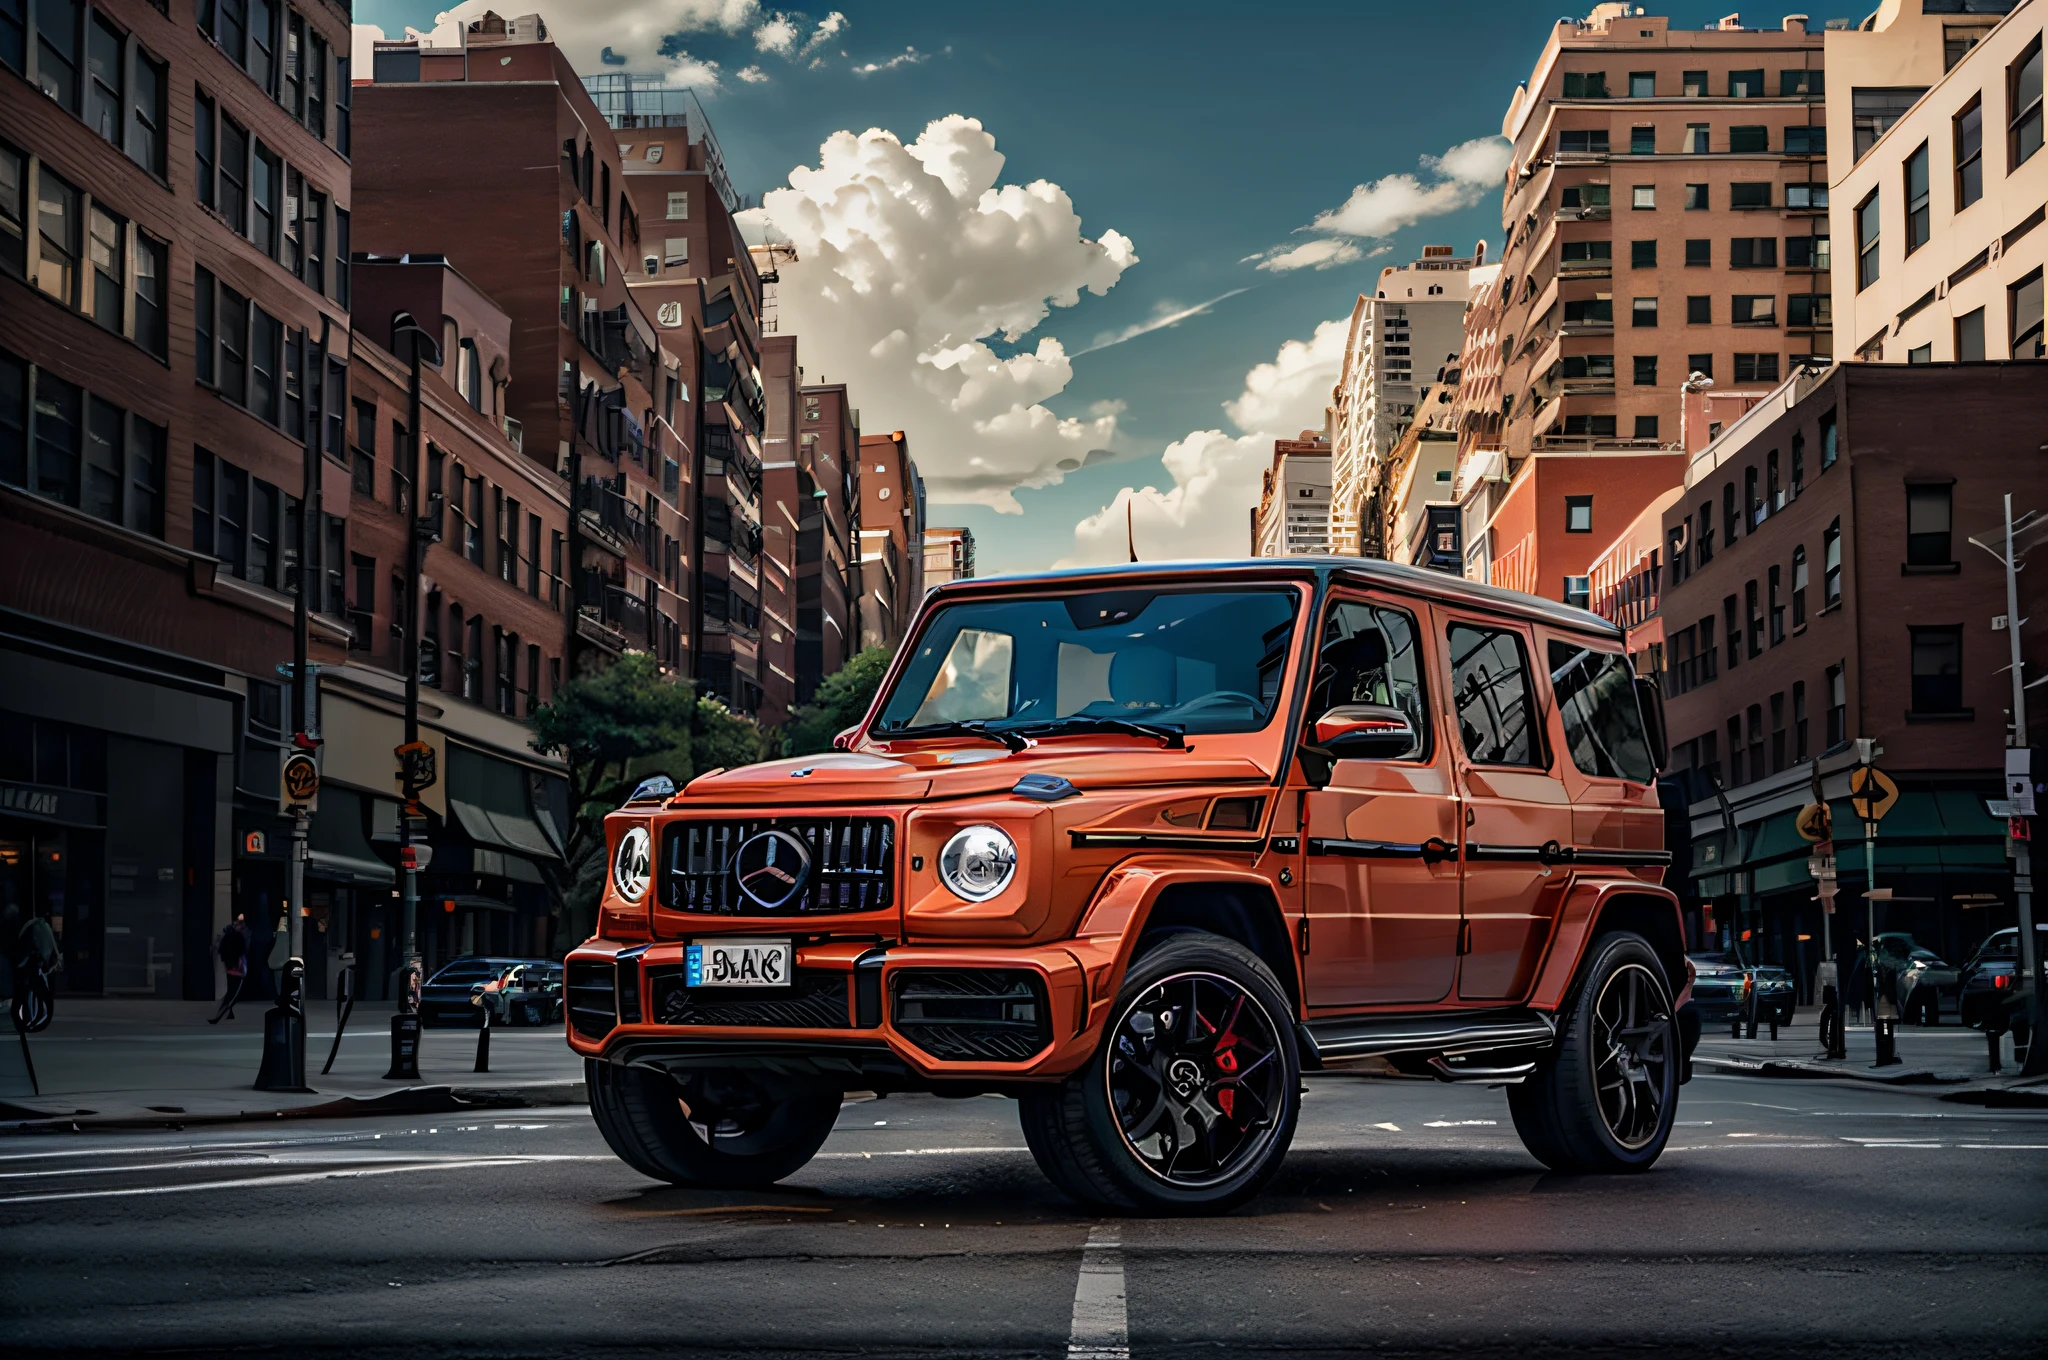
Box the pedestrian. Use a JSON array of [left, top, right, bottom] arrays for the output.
[[208, 914, 250, 1024], [1847, 940, 1873, 1026], [7, 901, 60, 1034]]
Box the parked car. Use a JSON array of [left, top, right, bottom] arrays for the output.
[[1959, 925, 2048, 1031], [473, 961, 564, 1027], [1687, 953, 1747, 1023], [570, 559, 1696, 1211], [1749, 965, 1796, 1026], [422, 956, 541, 1026], [1888, 938, 1959, 1026]]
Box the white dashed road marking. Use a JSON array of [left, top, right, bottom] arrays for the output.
[[1067, 1222, 1129, 1360]]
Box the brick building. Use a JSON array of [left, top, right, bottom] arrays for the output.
[[923, 526, 976, 585], [856, 431, 923, 652], [1251, 435, 1332, 557], [1657, 360, 2047, 970], [797, 380, 862, 691], [1481, 6, 1832, 605]]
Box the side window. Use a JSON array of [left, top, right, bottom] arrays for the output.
[[1448, 624, 1542, 766], [1309, 600, 1429, 759], [1547, 640, 1656, 783]]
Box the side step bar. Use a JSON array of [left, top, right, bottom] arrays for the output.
[[1297, 1010, 1557, 1076]]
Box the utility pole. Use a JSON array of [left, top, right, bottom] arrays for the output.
[[1997, 493, 2045, 1075], [289, 318, 330, 964], [393, 314, 440, 1002]]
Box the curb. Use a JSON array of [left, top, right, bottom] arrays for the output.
[[0, 1080, 587, 1133], [1694, 1055, 1971, 1086]]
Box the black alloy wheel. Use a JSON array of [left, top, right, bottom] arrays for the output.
[[1590, 963, 1675, 1151], [1106, 972, 1289, 1188], [1019, 931, 1300, 1213]]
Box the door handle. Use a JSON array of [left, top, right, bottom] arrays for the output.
[[1464, 806, 1476, 827]]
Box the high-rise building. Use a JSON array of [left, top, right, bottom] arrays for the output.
[[1823, 0, 2020, 176], [795, 380, 861, 693], [1481, 5, 1830, 603], [353, 15, 691, 691], [856, 432, 923, 651], [1828, 0, 2042, 362], [1329, 244, 1482, 556], [923, 526, 977, 585], [754, 333, 802, 726], [1251, 436, 1332, 556]]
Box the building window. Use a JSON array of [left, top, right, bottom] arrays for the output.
[[1697, 500, 1714, 567], [1724, 595, 1741, 671], [1906, 483, 1953, 566], [86, 202, 121, 330], [1955, 96, 1984, 210], [1823, 518, 1842, 606], [1628, 238, 1657, 269], [1689, 353, 1713, 381], [1630, 125, 1655, 155], [1684, 123, 1710, 154], [1699, 616, 1718, 681], [1631, 185, 1655, 210], [1729, 237, 1777, 269], [1563, 414, 1617, 436], [1683, 183, 1708, 211], [1559, 129, 1610, 154], [1729, 125, 1768, 154], [1746, 579, 1763, 658], [1722, 482, 1738, 548], [1633, 354, 1658, 386], [1746, 704, 1764, 780], [666, 190, 689, 219], [1908, 342, 1933, 363], [1792, 544, 1808, 627], [1626, 70, 1654, 98], [1563, 575, 1591, 608], [1681, 237, 1711, 268], [1826, 663, 1847, 747], [1856, 191, 1880, 289], [1728, 68, 1763, 98], [1562, 71, 1608, 98], [1820, 408, 1838, 468], [1904, 142, 1931, 253], [1784, 126, 1826, 156], [1681, 69, 1707, 97], [34, 164, 79, 306], [1793, 680, 1808, 759], [1769, 564, 1785, 646], [2013, 268, 2045, 359], [85, 13, 121, 145], [351, 399, 375, 497], [1730, 182, 1772, 209], [1786, 232, 1829, 269], [1630, 414, 1657, 440], [1910, 626, 1965, 715], [1687, 295, 1711, 324], [1788, 292, 1831, 328], [1631, 297, 1658, 327], [1786, 182, 1828, 209], [2012, 37, 2043, 169], [1854, 87, 1927, 160], [1731, 295, 1777, 327], [1733, 353, 1780, 383], [1565, 495, 1593, 533]]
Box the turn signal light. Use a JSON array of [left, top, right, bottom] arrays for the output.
[[1994, 974, 2011, 989]]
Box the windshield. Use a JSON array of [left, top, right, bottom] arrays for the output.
[[874, 588, 1301, 738]]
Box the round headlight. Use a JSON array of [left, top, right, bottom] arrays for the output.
[[938, 824, 1017, 902], [613, 826, 651, 903]]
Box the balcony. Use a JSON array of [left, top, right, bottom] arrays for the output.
[[578, 478, 648, 557], [1552, 204, 1611, 223], [1556, 260, 1612, 280], [1559, 377, 1616, 396], [576, 569, 650, 650], [1532, 434, 1674, 454]]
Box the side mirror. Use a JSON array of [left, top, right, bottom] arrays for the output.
[[1634, 675, 1669, 772], [831, 726, 859, 752], [1313, 704, 1419, 761]]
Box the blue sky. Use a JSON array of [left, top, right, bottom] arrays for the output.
[[356, 1, 1776, 573]]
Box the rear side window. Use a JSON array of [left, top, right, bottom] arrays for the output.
[[1548, 640, 1656, 783], [1448, 624, 1542, 766]]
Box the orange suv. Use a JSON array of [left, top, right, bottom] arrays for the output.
[[569, 560, 1694, 1212]]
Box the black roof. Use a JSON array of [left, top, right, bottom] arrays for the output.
[[933, 557, 1622, 638]]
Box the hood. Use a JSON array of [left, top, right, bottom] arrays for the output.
[[677, 743, 1274, 807]]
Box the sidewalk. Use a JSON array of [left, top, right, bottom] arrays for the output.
[[1692, 1005, 2048, 1102], [0, 998, 587, 1130]]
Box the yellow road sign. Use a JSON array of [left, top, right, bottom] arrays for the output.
[[1848, 766, 1899, 822], [281, 752, 321, 809], [1795, 802, 1833, 842]]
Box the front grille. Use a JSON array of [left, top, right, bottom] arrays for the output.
[[892, 969, 1051, 1062], [566, 960, 618, 1039], [647, 965, 850, 1028], [662, 817, 894, 916]]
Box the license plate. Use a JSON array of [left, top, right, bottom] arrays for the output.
[[686, 938, 794, 988]]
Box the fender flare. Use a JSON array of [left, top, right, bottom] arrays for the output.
[[1527, 876, 1687, 1012], [1068, 857, 1301, 1021]]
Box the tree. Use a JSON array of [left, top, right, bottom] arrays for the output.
[[529, 654, 767, 942], [783, 647, 894, 756]]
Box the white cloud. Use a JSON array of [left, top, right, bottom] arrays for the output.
[[1250, 135, 1511, 272], [739, 116, 1138, 512], [1250, 239, 1360, 273], [852, 46, 926, 75], [753, 13, 799, 54], [801, 10, 847, 55], [1065, 317, 1348, 564], [410, 1, 759, 89], [1072, 288, 1251, 356], [736, 63, 770, 82]]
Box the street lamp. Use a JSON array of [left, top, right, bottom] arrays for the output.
[[390, 311, 442, 1041]]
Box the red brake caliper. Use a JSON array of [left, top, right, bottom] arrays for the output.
[[1213, 997, 1243, 1119]]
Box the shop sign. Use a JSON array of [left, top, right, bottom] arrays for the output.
[[0, 780, 102, 827], [281, 753, 321, 812]]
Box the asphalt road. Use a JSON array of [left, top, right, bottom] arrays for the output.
[[2, 1067, 2044, 1360]]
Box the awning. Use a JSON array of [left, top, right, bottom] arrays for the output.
[[1454, 448, 1506, 502], [1692, 790, 2006, 897], [447, 744, 564, 863], [308, 787, 396, 887]]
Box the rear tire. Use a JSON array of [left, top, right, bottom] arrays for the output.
[[1018, 931, 1300, 1214], [585, 1058, 840, 1187], [1510, 931, 1679, 1174]]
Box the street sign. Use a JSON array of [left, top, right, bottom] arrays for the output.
[[280, 752, 320, 811], [1795, 802, 1833, 842], [1808, 854, 1837, 879], [396, 740, 437, 793], [1848, 766, 1899, 822], [2005, 747, 2036, 816]]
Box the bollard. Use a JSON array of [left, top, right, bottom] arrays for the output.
[[1819, 984, 1847, 1060], [1988, 1027, 2004, 1075], [385, 1011, 422, 1080], [474, 997, 491, 1074], [254, 958, 312, 1092], [1768, 1006, 1780, 1041], [1873, 1016, 1902, 1067], [321, 954, 356, 1077]]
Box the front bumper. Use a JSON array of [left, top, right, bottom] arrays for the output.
[[564, 937, 1107, 1089]]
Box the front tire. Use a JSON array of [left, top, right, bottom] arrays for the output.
[[1510, 931, 1679, 1174], [586, 1059, 840, 1187], [1019, 931, 1300, 1214]]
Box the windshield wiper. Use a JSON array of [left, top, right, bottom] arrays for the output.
[[875, 720, 1029, 752], [1012, 716, 1186, 749]]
